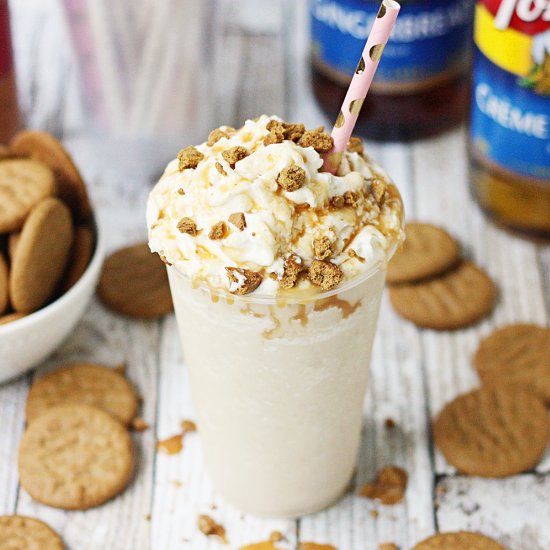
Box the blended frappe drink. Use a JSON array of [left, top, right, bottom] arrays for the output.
[[147, 116, 403, 517]]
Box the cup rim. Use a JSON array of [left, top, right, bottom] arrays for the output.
[[167, 235, 401, 305]]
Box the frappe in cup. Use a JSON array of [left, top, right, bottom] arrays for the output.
[[147, 116, 404, 517]]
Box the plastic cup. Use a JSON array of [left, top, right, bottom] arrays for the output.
[[167, 255, 394, 518]]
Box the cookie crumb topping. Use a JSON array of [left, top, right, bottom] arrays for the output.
[[197, 515, 227, 543], [313, 236, 333, 260], [226, 267, 263, 295], [222, 146, 248, 168], [308, 260, 343, 290], [277, 165, 306, 192], [208, 221, 228, 240], [228, 212, 246, 231], [280, 254, 303, 290], [178, 146, 204, 171], [177, 188, 185, 195], [177, 217, 198, 235], [298, 128, 333, 153], [214, 162, 227, 176], [347, 136, 364, 155], [207, 128, 228, 146], [370, 179, 387, 205]]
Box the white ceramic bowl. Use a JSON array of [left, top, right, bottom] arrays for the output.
[[0, 222, 104, 384]]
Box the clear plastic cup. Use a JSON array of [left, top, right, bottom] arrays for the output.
[[167, 256, 393, 518]]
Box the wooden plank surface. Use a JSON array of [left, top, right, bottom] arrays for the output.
[[1, 0, 549, 549]]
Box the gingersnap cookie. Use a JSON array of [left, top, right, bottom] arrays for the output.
[[389, 262, 496, 330], [18, 404, 134, 510], [0, 515, 65, 550], [0, 158, 56, 233], [61, 225, 94, 292], [98, 242, 173, 318], [0, 251, 8, 315], [10, 197, 74, 313], [26, 362, 138, 426], [474, 324, 550, 404], [412, 531, 507, 549], [433, 385, 550, 477], [8, 231, 20, 259], [10, 130, 92, 223], [0, 312, 25, 325], [387, 223, 460, 284]]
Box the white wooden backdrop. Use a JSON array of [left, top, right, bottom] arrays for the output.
[[1, 1, 550, 549]]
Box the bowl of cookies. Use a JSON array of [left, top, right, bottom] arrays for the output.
[[0, 131, 103, 383]]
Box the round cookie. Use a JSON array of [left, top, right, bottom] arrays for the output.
[[10, 197, 74, 313], [18, 404, 134, 510], [0, 158, 56, 233], [98, 242, 173, 318], [0, 515, 65, 550], [26, 362, 138, 426], [0, 312, 25, 325], [61, 225, 94, 292], [389, 261, 496, 330], [412, 531, 506, 550], [10, 130, 92, 223], [8, 232, 20, 259], [474, 324, 550, 404], [387, 223, 460, 284], [0, 251, 8, 315], [433, 385, 549, 477]]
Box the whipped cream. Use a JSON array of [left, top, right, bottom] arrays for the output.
[[147, 115, 403, 295]]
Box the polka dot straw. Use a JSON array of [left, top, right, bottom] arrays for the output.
[[324, 0, 401, 173]]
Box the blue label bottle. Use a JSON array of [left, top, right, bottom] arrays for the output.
[[469, 0, 550, 237], [309, 0, 474, 141]]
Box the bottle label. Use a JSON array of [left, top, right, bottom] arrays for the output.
[[470, 0, 550, 180], [309, 0, 474, 93]]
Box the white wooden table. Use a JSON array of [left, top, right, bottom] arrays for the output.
[[2, 1, 550, 549]]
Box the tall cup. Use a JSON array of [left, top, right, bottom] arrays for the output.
[[168, 258, 392, 517]]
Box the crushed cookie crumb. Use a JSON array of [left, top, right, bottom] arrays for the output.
[[131, 417, 149, 432], [226, 267, 263, 295], [222, 146, 248, 168], [209, 221, 228, 240], [277, 165, 306, 192], [370, 179, 387, 205], [178, 146, 204, 171], [207, 128, 228, 146], [280, 254, 303, 290], [313, 236, 333, 260], [330, 195, 346, 209], [379, 544, 399, 550], [359, 465, 408, 505], [370, 509, 379, 519], [344, 191, 359, 207], [385, 418, 396, 430], [347, 136, 364, 155], [215, 162, 227, 176], [177, 188, 185, 195], [159, 254, 172, 266], [177, 217, 198, 235], [298, 129, 334, 153], [197, 515, 227, 543], [266, 120, 285, 133], [264, 130, 284, 146], [228, 212, 246, 231], [181, 419, 197, 433], [283, 122, 305, 142], [308, 260, 343, 290]]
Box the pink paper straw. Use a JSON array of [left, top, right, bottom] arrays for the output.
[[324, 0, 400, 173]]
